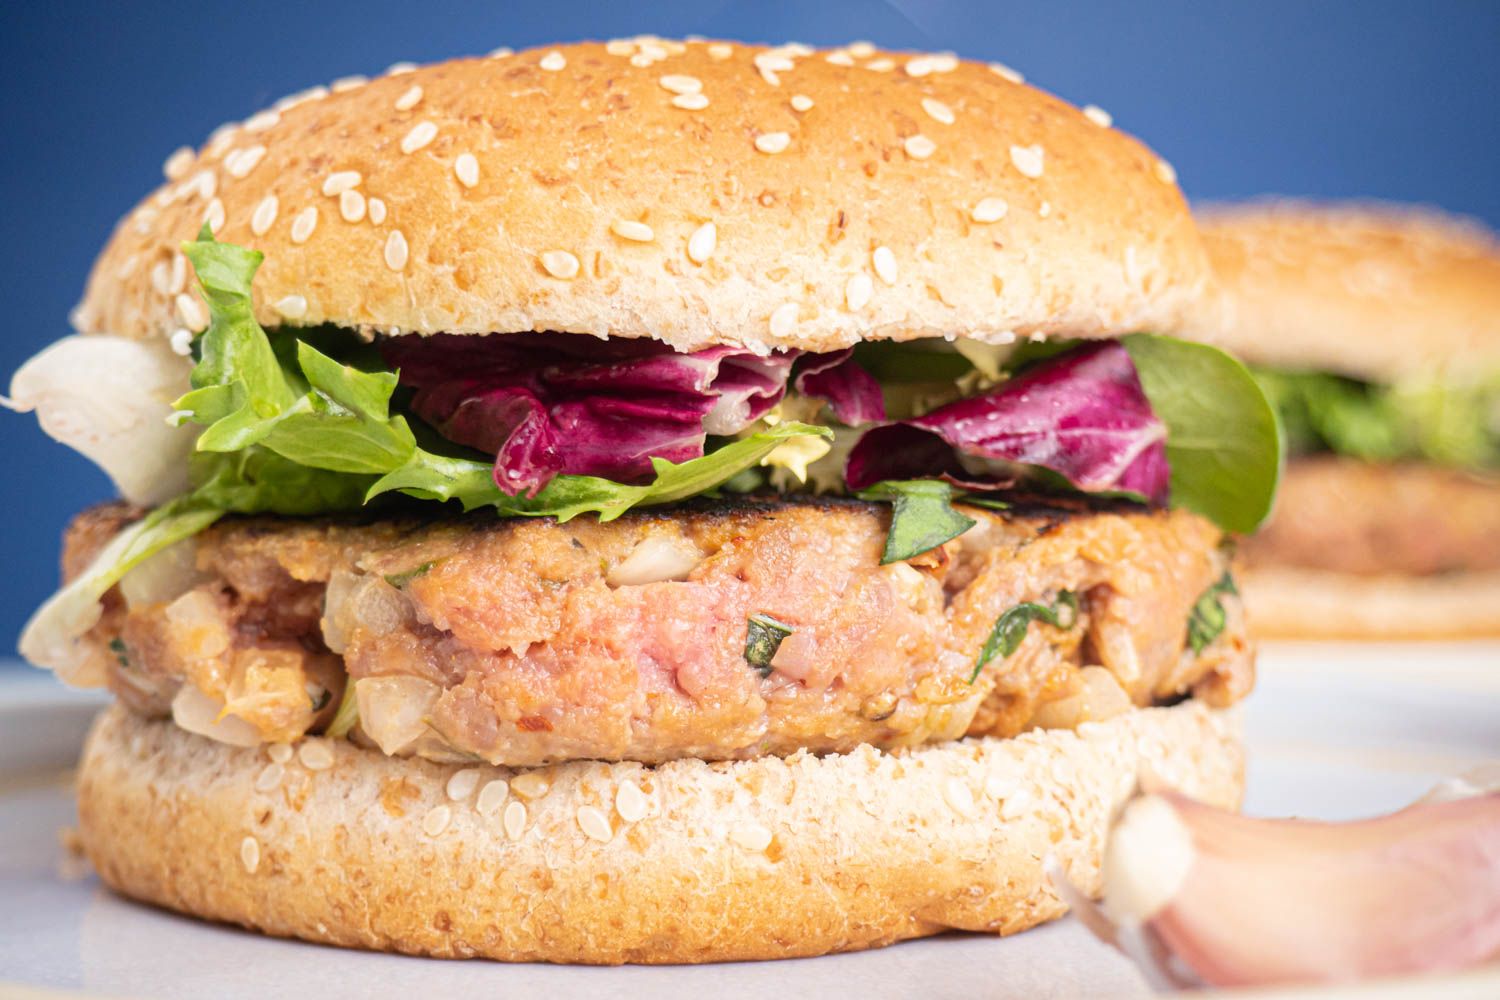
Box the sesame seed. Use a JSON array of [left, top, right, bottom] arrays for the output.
[[454, 152, 480, 188], [671, 93, 709, 110], [254, 762, 284, 793], [865, 58, 895, 72], [920, 97, 955, 125], [446, 768, 481, 801], [944, 777, 977, 817], [609, 219, 654, 243], [330, 74, 367, 93], [150, 261, 171, 296], [707, 42, 733, 60], [790, 94, 814, 112], [984, 775, 1017, 800], [605, 39, 635, 56], [250, 195, 279, 236], [769, 302, 799, 337], [1039, 201, 1052, 218], [488, 46, 512, 58], [929, 52, 960, 73], [400, 121, 437, 154], [904, 134, 937, 160], [825, 50, 855, 66], [384, 61, 417, 76], [1082, 104, 1113, 128], [163, 147, 195, 181], [687, 221, 716, 263], [383, 229, 409, 270], [971, 197, 1009, 223], [872, 246, 898, 285], [629, 53, 654, 68], [290, 206, 318, 244], [577, 805, 613, 842], [729, 823, 773, 852], [275, 85, 329, 111], [502, 800, 527, 840], [421, 804, 452, 837], [848, 41, 876, 58], [1010, 143, 1045, 178], [755, 131, 791, 154], [239, 836, 260, 873], [185, 169, 216, 201], [267, 743, 293, 764], [845, 273, 873, 311], [322, 170, 362, 196], [476, 779, 510, 817], [243, 109, 280, 133], [204, 124, 237, 157], [988, 61, 1023, 83], [659, 74, 702, 95], [1155, 158, 1178, 184], [539, 50, 566, 71], [367, 197, 387, 225], [339, 189, 366, 223], [168, 253, 186, 294], [394, 84, 423, 111], [510, 771, 552, 799], [297, 740, 333, 770], [758, 66, 781, 87], [614, 781, 647, 823], [905, 56, 935, 78], [274, 295, 307, 320], [539, 250, 580, 280], [175, 293, 207, 331], [1000, 787, 1034, 820]]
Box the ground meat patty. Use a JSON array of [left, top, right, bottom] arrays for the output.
[[66, 496, 1250, 765], [1243, 457, 1500, 576]]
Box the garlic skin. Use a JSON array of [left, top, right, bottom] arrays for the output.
[[3, 334, 195, 505], [1052, 770, 1500, 989]]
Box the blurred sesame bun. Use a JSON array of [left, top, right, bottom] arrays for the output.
[[1192, 201, 1500, 383], [1241, 567, 1500, 639], [77, 700, 1243, 964], [76, 39, 1204, 355]]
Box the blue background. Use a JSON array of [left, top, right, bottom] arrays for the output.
[[3, 1, 1498, 654]]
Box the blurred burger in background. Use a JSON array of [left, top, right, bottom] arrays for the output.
[[1195, 202, 1500, 638], [8, 39, 1279, 962]]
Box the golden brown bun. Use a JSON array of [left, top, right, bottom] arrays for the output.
[[77, 700, 1243, 964], [76, 40, 1205, 355], [1192, 200, 1500, 383], [1243, 567, 1500, 639]]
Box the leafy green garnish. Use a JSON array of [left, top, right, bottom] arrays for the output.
[[1254, 368, 1500, 470], [108, 638, 129, 669], [383, 562, 436, 589], [970, 590, 1079, 683], [856, 479, 977, 564], [1186, 571, 1239, 654], [743, 613, 794, 675], [325, 682, 359, 739], [1123, 334, 1283, 534]]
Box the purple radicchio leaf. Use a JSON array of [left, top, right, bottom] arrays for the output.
[[382, 333, 804, 497], [845, 341, 1170, 503], [792, 349, 886, 425]]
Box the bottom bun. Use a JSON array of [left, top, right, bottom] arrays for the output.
[[1243, 567, 1500, 639], [77, 701, 1242, 964]]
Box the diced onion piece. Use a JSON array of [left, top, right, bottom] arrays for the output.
[[4, 335, 196, 504], [119, 537, 205, 608], [1030, 666, 1134, 730], [606, 535, 703, 587], [355, 675, 442, 756], [171, 684, 262, 747]]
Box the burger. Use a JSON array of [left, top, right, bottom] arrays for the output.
[[1195, 202, 1500, 639], [8, 40, 1279, 963]]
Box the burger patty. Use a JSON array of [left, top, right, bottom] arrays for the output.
[[67, 496, 1251, 766], [1243, 456, 1500, 576]]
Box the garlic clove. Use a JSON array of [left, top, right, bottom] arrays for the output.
[[1054, 776, 1500, 989]]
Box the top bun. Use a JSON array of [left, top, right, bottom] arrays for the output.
[[1192, 200, 1500, 383], [76, 39, 1204, 355]]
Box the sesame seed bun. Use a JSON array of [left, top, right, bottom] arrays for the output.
[[77, 700, 1243, 964], [75, 40, 1205, 354], [1192, 200, 1500, 383], [1241, 566, 1500, 639]]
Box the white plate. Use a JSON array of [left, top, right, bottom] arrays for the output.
[[2, 644, 1497, 999]]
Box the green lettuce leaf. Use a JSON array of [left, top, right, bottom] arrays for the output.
[[1123, 334, 1284, 534]]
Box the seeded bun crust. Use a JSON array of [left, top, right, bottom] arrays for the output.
[[1192, 201, 1500, 383], [76, 39, 1204, 355], [1242, 568, 1500, 639], [77, 700, 1242, 964]]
